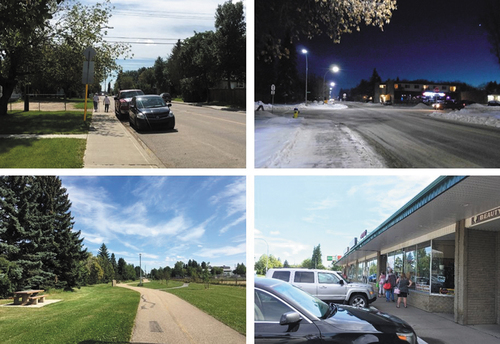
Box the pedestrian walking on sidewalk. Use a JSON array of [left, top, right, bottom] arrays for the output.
[[379, 272, 386, 297], [385, 268, 397, 302], [396, 273, 412, 308], [103, 96, 110, 112], [93, 93, 99, 111]]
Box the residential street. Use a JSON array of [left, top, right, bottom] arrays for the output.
[[255, 102, 500, 168], [123, 102, 246, 168]]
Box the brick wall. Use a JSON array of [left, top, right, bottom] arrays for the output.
[[408, 291, 454, 314], [466, 230, 497, 325]]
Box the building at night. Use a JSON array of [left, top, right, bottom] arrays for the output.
[[337, 176, 500, 326], [374, 80, 460, 104]]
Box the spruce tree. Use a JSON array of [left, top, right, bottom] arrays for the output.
[[35, 177, 87, 290], [0, 176, 52, 290]]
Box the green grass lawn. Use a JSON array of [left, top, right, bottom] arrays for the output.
[[1, 111, 91, 134], [141, 281, 246, 335], [0, 284, 139, 344], [0, 138, 87, 168], [132, 279, 185, 289]]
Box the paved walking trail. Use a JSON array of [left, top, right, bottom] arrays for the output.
[[119, 284, 246, 344]]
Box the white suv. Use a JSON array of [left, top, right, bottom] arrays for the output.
[[266, 268, 376, 308]]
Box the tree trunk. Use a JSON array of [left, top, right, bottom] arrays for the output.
[[0, 81, 16, 116]]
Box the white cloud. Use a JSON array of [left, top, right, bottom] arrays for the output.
[[219, 214, 246, 235], [196, 242, 246, 258]]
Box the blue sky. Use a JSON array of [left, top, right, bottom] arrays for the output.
[[78, 0, 246, 89], [60, 176, 246, 271], [254, 175, 439, 268]]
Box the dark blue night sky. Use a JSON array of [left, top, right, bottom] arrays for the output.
[[296, 0, 498, 91]]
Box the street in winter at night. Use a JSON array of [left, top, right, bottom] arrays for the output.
[[255, 0, 500, 168]]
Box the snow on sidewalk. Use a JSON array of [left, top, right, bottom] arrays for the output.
[[255, 111, 385, 168]]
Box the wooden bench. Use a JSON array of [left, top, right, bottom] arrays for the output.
[[28, 295, 46, 305]]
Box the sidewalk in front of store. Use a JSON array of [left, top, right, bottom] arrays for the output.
[[371, 297, 500, 344]]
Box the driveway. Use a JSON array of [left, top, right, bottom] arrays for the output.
[[119, 284, 246, 344]]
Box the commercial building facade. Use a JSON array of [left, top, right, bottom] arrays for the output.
[[337, 176, 500, 326], [374, 80, 460, 104]]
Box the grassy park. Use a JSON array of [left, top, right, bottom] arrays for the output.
[[0, 284, 139, 344], [0, 110, 91, 168]]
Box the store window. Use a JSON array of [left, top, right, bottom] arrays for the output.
[[367, 259, 377, 283], [415, 242, 431, 293], [404, 247, 416, 289], [431, 240, 455, 294]]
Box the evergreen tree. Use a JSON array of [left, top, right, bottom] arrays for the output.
[[35, 176, 86, 290], [110, 253, 117, 279], [312, 244, 325, 269], [98, 243, 110, 262], [0, 176, 53, 290], [117, 257, 127, 280]]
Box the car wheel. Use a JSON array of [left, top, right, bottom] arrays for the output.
[[349, 294, 368, 308]]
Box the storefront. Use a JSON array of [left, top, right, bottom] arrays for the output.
[[337, 176, 500, 326]]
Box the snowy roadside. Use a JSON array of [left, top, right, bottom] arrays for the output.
[[255, 100, 348, 112], [426, 103, 500, 128], [255, 108, 385, 168]]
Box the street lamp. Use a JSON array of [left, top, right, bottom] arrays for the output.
[[256, 237, 269, 274], [302, 49, 308, 105], [323, 65, 340, 102], [139, 253, 142, 286], [330, 82, 336, 100]]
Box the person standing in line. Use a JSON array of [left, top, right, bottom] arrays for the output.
[[103, 95, 110, 112], [386, 268, 396, 302], [396, 272, 413, 308], [379, 272, 386, 297], [93, 93, 99, 111]]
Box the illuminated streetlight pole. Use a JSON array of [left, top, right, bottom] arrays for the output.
[[323, 65, 340, 102], [302, 49, 308, 105]]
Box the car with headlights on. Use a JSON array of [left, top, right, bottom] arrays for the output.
[[255, 278, 418, 344], [128, 95, 175, 131], [114, 89, 144, 118]]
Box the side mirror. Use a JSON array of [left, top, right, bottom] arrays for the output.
[[280, 311, 302, 326], [167, 103, 172, 107], [339, 280, 344, 286]]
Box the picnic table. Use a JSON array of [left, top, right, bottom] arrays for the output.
[[13, 290, 45, 305]]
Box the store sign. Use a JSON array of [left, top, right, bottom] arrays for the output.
[[471, 206, 500, 226], [360, 229, 368, 240], [327, 256, 333, 261]]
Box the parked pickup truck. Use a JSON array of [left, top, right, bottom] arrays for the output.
[[266, 268, 376, 308], [114, 89, 144, 118]]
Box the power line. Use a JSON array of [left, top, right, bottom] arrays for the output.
[[113, 9, 213, 20]]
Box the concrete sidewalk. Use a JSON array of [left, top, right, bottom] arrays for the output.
[[119, 283, 245, 344], [83, 99, 164, 168], [371, 297, 500, 344]]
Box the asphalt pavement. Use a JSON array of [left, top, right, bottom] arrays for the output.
[[83, 97, 165, 168], [371, 297, 500, 344], [119, 283, 246, 344]]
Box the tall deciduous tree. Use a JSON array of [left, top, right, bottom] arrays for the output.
[[214, 1, 246, 89], [256, 0, 397, 61], [482, 1, 500, 69], [0, 0, 63, 115]]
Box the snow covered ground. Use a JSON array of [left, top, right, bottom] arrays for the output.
[[427, 103, 500, 128], [255, 102, 385, 168], [255, 101, 500, 168]]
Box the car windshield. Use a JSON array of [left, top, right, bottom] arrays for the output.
[[136, 97, 167, 109], [272, 282, 330, 319], [121, 90, 144, 98]]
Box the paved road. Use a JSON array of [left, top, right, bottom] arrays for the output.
[[119, 284, 246, 344], [123, 103, 246, 168], [267, 103, 500, 168]]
